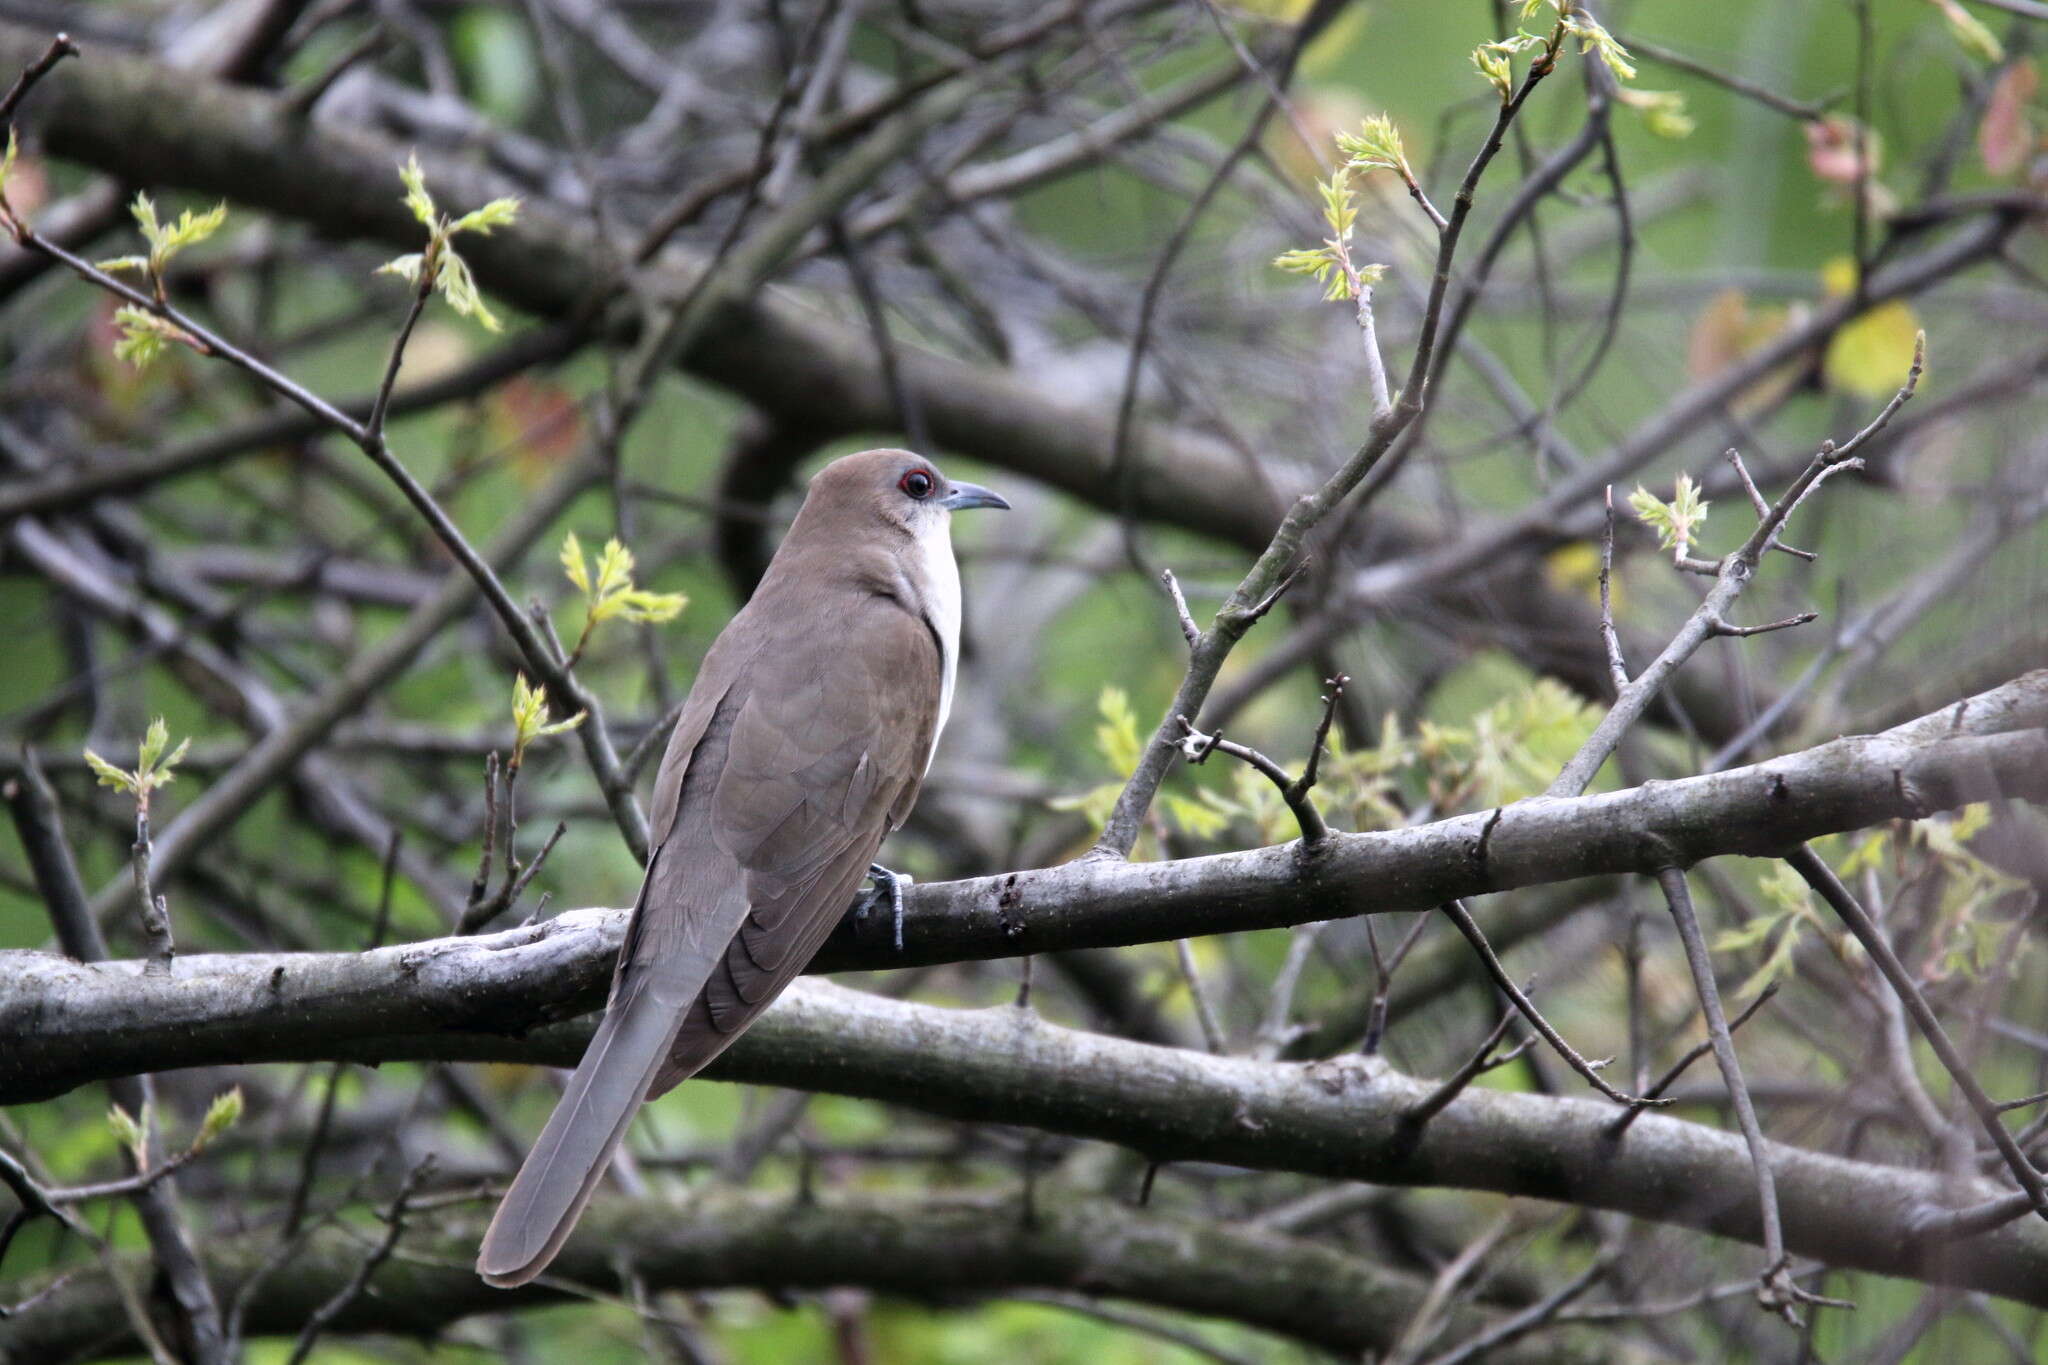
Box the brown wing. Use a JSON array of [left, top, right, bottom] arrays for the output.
[[478, 615, 766, 1286], [478, 587, 941, 1285], [644, 593, 941, 1095]]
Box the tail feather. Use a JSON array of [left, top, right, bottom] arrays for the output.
[[474, 976, 685, 1287]]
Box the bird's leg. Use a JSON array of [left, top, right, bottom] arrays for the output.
[[855, 862, 912, 951]]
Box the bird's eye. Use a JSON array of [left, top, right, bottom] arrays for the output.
[[899, 469, 935, 500]]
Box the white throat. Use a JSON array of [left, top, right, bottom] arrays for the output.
[[915, 517, 962, 772]]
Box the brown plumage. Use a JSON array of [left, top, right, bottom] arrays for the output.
[[477, 448, 1006, 1287]]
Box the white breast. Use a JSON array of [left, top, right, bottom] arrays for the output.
[[916, 521, 962, 773]]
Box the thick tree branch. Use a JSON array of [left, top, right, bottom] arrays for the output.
[[4, 671, 2043, 1105], [0, 1190, 1648, 1365], [9, 977, 2044, 1308]]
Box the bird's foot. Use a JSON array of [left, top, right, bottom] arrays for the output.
[[855, 862, 912, 951]]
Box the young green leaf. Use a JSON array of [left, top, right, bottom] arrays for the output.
[[1335, 115, 1408, 177], [1317, 169, 1357, 240], [560, 530, 593, 595], [510, 673, 586, 770], [435, 249, 500, 332], [592, 537, 635, 603], [1628, 474, 1709, 560], [563, 533, 687, 646], [110, 306, 200, 369], [399, 153, 438, 226], [109, 193, 228, 288], [380, 157, 520, 330], [1093, 686, 1142, 775], [1274, 246, 1345, 300], [84, 748, 139, 795], [613, 588, 688, 624], [451, 197, 522, 235], [1473, 44, 1515, 101], [107, 1102, 150, 1168], [194, 1087, 244, 1150], [152, 201, 227, 257], [1617, 87, 1694, 139], [1931, 0, 2004, 62], [83, 717, 192, 798], [1560, 13, 1635, 82], [1473, 30, 1548, 102], [375, 253, 425, 289]]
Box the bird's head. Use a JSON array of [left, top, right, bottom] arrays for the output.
[[802, 448, 1009, 543]]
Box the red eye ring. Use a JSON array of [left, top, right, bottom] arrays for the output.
[[899, 468, 936, 500]]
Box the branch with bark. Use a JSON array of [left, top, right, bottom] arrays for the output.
[[5, 672, 2041, 1103], [0, 1188, 1650, 1365]]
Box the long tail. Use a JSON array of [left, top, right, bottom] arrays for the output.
[[474, 968, 685, 1287]]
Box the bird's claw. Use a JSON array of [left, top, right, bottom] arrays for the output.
[[858, 862, 912, 952]]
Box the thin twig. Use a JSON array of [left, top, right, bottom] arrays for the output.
[[0, 30, 75, 124], [1440, 899, 1659, 1107], [1174, 936, 1228, 1054], [1091, 18, 1570, 859], [129, 808, 175, 971], [1175, 716, 1328, 845], [1598, 487, 1627, 692], [1254, 920, 1326, 1059], [1547, 337, 1923, 798], [1620, 33, 1835, 122], [1605, 984, 1780, 1140], [1401, 1010, 1533, 1129], [1286, 674, 1348, 808], [283, 1156, 435, 1365], [1656, 867, 1840, 1323], [1162, 568, 1201, 648], [1362, 913, 1433, 1056], [1789, 845, 2048, 1222]]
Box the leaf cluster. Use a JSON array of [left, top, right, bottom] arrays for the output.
[[1270, 126, 1393, 303], [97, 193, 226, 289], [559, 531, 688, 668], [510, 673, 585, 772], [1056, 679, 1600, 852], [106, 1086, 243, 1171], [83, 718, 191, 810], [376, 154, 521, 331], [1628, 474, 1711, 562]]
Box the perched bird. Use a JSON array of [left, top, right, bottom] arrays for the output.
[[476, 448, 1006, 1287]]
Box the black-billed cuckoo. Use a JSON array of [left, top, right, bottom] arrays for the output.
[[477, 448, 1006, 1286]]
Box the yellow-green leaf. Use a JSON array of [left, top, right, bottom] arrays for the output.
[[1930, 0, 2004, 62], [84, 748, 137, 794], [1094, 686, 1142, 775], [1628, 474, 1709, 558], [107, 1102, 149, 1168], [1473, 45, 1514, 101], [111, 307, 199, 369], [1617, 87, 1694, 139], [376, 253, 426, 287], [399, 153, 437, 226], [451, 197, 521, 235], [1562, 13, 1635, 81], [1825, 301, 1923, 400], [441, 249, 500, 331], [195, 1087, 243, 1149], [560, 530, 591, 594], [592, 538, 635, 600], [616, 588, 687, 623]]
